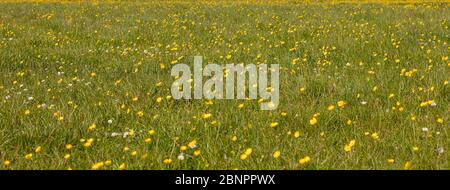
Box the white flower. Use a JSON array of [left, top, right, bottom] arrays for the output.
[[108, 119, 113, 124], [421, 128, 429, 132], [437, 147, 444, 154], [361, 101, 367, 105], [177, 153, 185, 160], [27, 96, 33, 101], [111, 132, 121, 137], [430, 102, 437, 107]]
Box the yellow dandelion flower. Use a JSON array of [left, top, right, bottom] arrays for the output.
[[371, 133, 379, 141], [144, 138, 151, 144], [273, 150, 281, 159], [34, 146, 42, 153], [64, 154, 70, 160], [105, 160, 112, 166], [387, 159, 395, 164], [337, 100, 347, 108], [119, 163, 126, 170], [65, 144, 73, 150], [88, 123, 96, 130], [309, 117, 317, 126], [136, 111, 144, 117], [299, 156, 311, 165], [24, 153, 33, 160], [163, 159, 172, 165], [436, 118, 444, 124], [180, 146, 188, 151], [294, 131, 300, 138], [270, 122, 279, 128], [404, 161, 412, 170], [327, 105, 335, 111], [194, 150, 201, 156]]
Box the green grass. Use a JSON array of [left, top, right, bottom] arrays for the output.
[[0, 1, 449, 170]]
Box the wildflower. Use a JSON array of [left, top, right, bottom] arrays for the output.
[[91, 162, 104, 170], [163, 159, 172, 165], [412, 146, 419, 152], [144, 138, 151, 144], [178, 153, 185, 160], [24, 153, 33, 160], [273, 151, 281, 159], [105, 160, 112, 166], [299, 156, 311, 165], [387, 159, 395, 164], [3, 160, 11, 167], [156, 97, 163, 103], [344, 140, 356, 152], [294, 131, 300, 138], [202, 113, 212, 119], [404, 161, 412, 170], [136, 111, 144, 117], [309, 117, 317, 126], [35, 146, 42, 153], [148, 129, 155, 135], [88, 123, 96, 130], [238, 103, 244, 108], [270, 122, 279, 128], [346, 119, 353, 125], [180, 146, 187, 151], [436, 118, 444, 124], [188, 140, 197, 149], [231, 136, 238, 142], [371, 133, 379, 141], [24, 109, 31, 115], [327, 105, 335, 111], [337, 100, 346, 108], [194, 150, 201, 156], [64, 154, 70, 160], [65, 144, 73, 150]]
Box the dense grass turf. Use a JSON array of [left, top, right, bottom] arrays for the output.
[[0, 1, 449, 169]]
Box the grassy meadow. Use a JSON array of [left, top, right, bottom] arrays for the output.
[[0, 0, 449, 170]]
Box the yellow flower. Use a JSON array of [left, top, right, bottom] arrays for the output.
[[231, 136, 238, 142], [180, 146, 188, 151], [387, 159, 395, 164], [194, 150, 201, 156], [90, 72, 96, 77], [105, 160, 112, 166], [294, 131, 300, 138], [91, 162, 104, 170], [64, 154, 70, 160], [136, 111, 144, 117], [244, 148, 253, 155], [238, 103, 244, 108], [240, 154, 248, 160], [404, 161, 412, 170], [188, 140, 197, 148], [327, 105, 335, 111], [144, 138, 151, 144], [344, 140, 356, 152], [202, 113, 212, 119], [270, 122, 279, 128], [119, 163, 126, 170], [88, 123, 96, 130], [131, 151, 137, 156], [3, 160, 11, 167], [337, 100, 346, 108], [65, 144, 73, 150], [436, 118, 444, 124], [371, 133, 379, 140], [299, 156, 311, 165], [35, 146, 42, 153], [148, 129, 155, 135], [272, 150, 281, 159], [24, 109, 31, 115], [163, 159, 172, 165], [156, 97, 163, 103], [24, 153, 33, 160], [412, 146, 419, 152], [346, 119, 353, 125], [309, 117, 317, 126]]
